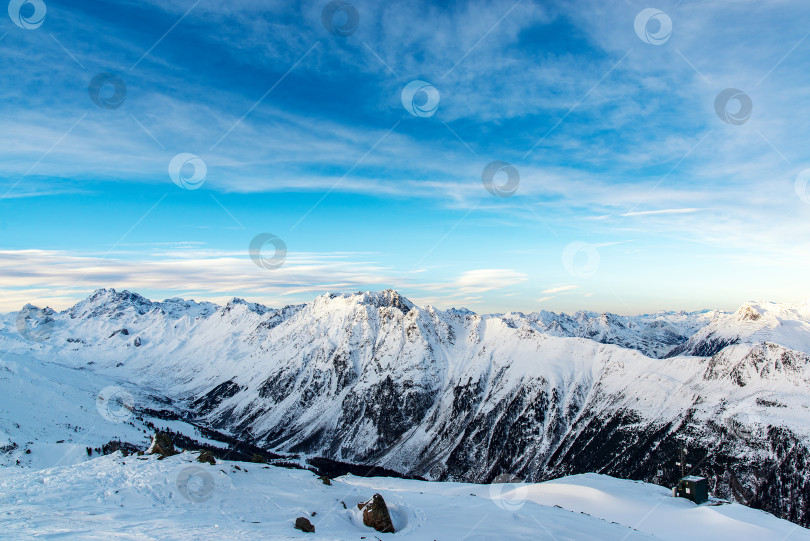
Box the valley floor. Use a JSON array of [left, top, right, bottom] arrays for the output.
[[1, 452, 807, 540]]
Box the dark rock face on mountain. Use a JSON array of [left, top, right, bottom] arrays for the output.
[[665, 332, 740, 358], [7, 289, 810, 528]]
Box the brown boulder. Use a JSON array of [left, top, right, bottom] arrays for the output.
[[197, 450, 216, 465], [294, 516, 315, 533], [359, 493, 395, 533], [147, 432, 177, 457]]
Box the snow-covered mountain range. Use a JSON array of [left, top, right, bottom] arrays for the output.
[[2, 288, 810, 530]]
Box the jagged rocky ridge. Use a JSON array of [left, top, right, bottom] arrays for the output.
[[4, 289, 810, 527]]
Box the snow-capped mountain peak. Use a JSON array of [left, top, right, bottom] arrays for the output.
[[222, 297, 271, 315], [668, 300, 810, 357], [67, 288, 154, 319], [309, 289, 416, 315]]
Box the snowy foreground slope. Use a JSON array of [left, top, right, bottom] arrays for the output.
[[3, 289, 810, 531], [1, 451, 806, 540]]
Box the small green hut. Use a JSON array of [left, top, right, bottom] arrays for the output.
[[674, 475, 708, 504]]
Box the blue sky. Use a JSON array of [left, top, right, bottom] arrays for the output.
[[2, 0, 810, 314]]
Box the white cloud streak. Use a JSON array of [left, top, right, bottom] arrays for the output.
[[542, 284, 578, 294], [453, 269, 529, 294], [0, 250, 531, 312], [620, 208, 705, 217]]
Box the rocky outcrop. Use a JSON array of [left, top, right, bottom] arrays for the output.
[[294, 517, 315, 533], [197, 450, 216, 465], [359, 493, 395, 533], [147, 432, 177, 457]]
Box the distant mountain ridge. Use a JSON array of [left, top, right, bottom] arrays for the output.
[[2, 289, 810, 528], [24, 287, 725, 357], [666, 301, 810, 357]]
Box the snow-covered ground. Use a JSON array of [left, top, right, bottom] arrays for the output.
[[1, 451, 806, 540], [0, 350, 224, 469], [3, 289, 810, 538]]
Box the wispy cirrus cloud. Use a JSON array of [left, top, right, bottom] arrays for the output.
[[0, 249, 532, 312], [0, 248, 396, 311], [619, 208, 705, 217], [542, 284, 578, 294], [453, 269, 529, 294]]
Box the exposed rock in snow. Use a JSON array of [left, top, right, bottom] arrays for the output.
[[359, 493, 395, 533], [294, 516, 315, 533], [147, 432, 177, 457]]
